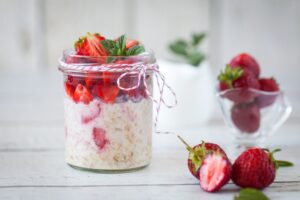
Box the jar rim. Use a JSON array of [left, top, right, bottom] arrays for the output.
[[58, 49, 156, 74]]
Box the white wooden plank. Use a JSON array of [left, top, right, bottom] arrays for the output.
[[0, 131, 300, 186], [0, 183, 299, 200], [0, 121, 299, 150]]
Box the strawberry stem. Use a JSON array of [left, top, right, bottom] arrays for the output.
[[276, 160, 294, 167], [266, 148, 294, 169], [177, 135, 194, 152]]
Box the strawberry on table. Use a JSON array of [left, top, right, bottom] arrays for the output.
[[229, 53, 260, 77], [231, 102, 261, 133], [199, 153, 232, 192], [177, 135, 227, 179], [256, 78, 280, 108], [73, 84, 93, 104], [232, 148, 293, 189]]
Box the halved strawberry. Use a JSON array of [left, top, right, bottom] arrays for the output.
[[64, 82, 75, 99], [199, 154, 232, 192], [93, 127, 109, 150], [73, 84, 93, 104], [93, 83, 120, 104], [126, 38, 139, 49], [177, 136, 227, 179], [75, 32, 107, 57]]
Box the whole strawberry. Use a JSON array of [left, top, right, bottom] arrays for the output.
[[231, 102, 260, 133], [229, 53, 260, 77], [232, 148, 282, 189], [256, 78, 280, 108], [218, 65, 260, 104], [177, 136, 227, 179]]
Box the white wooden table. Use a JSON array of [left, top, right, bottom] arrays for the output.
[[0, 71, 299, 200]]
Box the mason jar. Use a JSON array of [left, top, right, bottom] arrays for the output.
[[58, 50, 154, 172]]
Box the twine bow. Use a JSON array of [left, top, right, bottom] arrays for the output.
[[59, 59, 177, 133]]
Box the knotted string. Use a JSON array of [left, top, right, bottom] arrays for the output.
[[59, 59, 177, 134]]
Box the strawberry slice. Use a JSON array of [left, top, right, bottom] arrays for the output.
[[64, 82, 75, 99], [126, 39, 139, 49], [75, 32, 107, 56], [93, 83, 120, 104], [93, 127, 109, 150], [199, 154, 232, 192], [85, 72, 100, 89], [73, 84, 93, 104], [80, 101, 101, 124]]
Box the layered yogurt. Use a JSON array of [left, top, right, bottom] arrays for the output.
[[65, 96, 152, 170]]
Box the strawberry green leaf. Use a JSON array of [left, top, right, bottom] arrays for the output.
[[234, 188, 269, 200], [265, 148, 293, 169], [126, 45, 145, 56], [218, 65, 243, 88], [276, 160, 294, 167]]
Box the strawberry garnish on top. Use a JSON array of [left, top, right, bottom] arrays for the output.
[[229, 53, 260, 77], [101, 35, 145, 57], [75, 32, 107, 57], [125, 38, 139, 49]]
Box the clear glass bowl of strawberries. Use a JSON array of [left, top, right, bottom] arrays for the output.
[[216, 53, 292, 148]]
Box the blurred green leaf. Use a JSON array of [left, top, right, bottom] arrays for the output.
[[186, 52, 205, 67], [168, 32, 207, 67], [169, 40, 188, 56], [192, 33, 206, 46]]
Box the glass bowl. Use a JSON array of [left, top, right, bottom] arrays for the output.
[[216, 88, 292, 148]]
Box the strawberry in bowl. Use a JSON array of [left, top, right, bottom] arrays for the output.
[[216, 53, 291, 146]]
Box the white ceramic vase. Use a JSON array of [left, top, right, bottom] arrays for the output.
[[154, 59, 215, 130]]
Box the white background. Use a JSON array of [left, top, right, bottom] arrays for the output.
[[0, 0, 299, 118]]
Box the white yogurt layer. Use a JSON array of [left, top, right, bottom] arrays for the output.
[[64, 98, 153, 170]]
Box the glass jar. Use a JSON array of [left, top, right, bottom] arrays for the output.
[[58, 50, 154, 172]]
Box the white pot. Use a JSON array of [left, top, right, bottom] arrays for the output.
[[154, 59, 215, 130]]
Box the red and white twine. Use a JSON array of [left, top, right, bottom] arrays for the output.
[[59, 59, 177, 134]]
